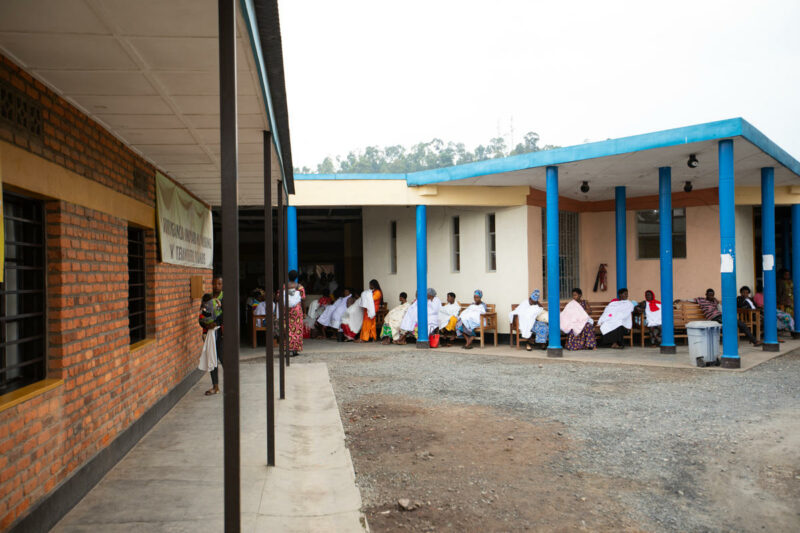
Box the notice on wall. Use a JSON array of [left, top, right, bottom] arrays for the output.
[[156, 172, 213, 269]]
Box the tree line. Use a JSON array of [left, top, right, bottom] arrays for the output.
[[294, 131, 559, 174]]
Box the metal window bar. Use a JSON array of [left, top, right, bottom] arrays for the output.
[[0, 193, 46, 396], [487, 213, 496, 271], [390, 221, 397, 274], [542, 210, 580, 300], [452, 216, 460, 272], [128, 227, 147, 344]]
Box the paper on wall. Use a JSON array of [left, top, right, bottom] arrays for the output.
[[720, 253, 734, 273], [762, 254, 775, 271]]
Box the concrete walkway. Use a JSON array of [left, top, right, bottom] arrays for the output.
[[52, 362, 368, 532]]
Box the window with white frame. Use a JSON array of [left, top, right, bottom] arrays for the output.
[[389, 221, 397, 274], [451, 216, 460, 272], [486, 213, 496, 271]]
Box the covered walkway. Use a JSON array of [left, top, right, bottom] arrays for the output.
[[52, 362, 367, 533]]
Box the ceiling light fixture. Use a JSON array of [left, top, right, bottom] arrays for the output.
[[580, 181, 590, 193], [687, 154, 699, 169], [684, 181, 693, 193]]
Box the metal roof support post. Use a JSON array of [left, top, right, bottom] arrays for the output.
[[761, 168, 779, 351], [546, 166, 563, 357], [277, 180, 286, 396], [718, 140, 740, 368], [615, 186, 627, 292], [792, 205, 800, 339], [263, 131, 275, 465], [287, 206, 298, 272], [218, 0, 241, 529], [283, 191, 290, 367], [658, 168, 676, 353], [416, 205, 429, 348]]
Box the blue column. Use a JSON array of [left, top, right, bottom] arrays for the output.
[[415, 205, 429, 347], [546, 166, 562, 357], [718, 140, 739, 368], [287, 205, 298, 273], [761, 168, 778, 351], [658, 168, 675, 353], [792, 205, 800, 338], [615, 186, 627, 291]]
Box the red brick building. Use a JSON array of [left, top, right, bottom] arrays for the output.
[[0, 1, 294, 529]]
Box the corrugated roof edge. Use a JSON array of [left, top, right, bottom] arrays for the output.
[[242, 0, 295, 195]]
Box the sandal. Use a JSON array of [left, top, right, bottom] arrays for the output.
[[526, 343, 533, 352], [205, 388, 219, 396]]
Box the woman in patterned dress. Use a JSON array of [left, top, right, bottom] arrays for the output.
[[565, 288, 597, 350], [287, 270, 305, 356]]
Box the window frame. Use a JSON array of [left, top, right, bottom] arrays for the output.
[[635, 208, 687, 260], [0, 192, 48, 396], [486, 213, 497, 272], [127, 226, 148, 345], [451, 216, 460, 273], [389, 220, 397, 274]]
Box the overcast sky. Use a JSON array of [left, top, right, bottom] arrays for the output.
[[280, 0, 800, 171]]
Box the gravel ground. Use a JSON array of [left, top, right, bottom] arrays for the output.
[[292, 346, 800, 532]]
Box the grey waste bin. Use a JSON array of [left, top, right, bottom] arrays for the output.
[[686, 321, 722, 367]]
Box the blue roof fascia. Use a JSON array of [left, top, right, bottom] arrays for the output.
[[295, 173, 408, 181], [239, 0, 288, 194], [739, 119, 800, 177], [407, 118, 746, 186]]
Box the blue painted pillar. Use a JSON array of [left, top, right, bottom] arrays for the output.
[[761, 168, 779, 351], [287, 205, 298, 273], [718, 140, 739, 368], [546, 166, 562, 357], [658, 168, 675, 353], [415, 205, 429, 346], [615, 186, 627, 291], [792, 204, 800, 338]]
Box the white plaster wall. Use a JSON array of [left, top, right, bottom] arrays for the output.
[[735, 206, 755, 292], [362, 205, 530, 333]]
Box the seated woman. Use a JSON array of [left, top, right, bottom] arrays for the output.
[[395, 292, 418, 344], [340, 290, 366, 341], [439, 292, 461, 346], [562, 288, 596, 351], [457, 290, 487, 349], [751, 283, 794, 334], [598, 288, 635, 349], [509, 291, 545, 351], [315, 288, 353, 339], [380, 292, 410, 344], [635, 290, 662, 346], [426, 288, 442, 341]]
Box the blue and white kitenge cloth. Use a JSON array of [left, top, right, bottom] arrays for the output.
[[532, 321, 549, 343]]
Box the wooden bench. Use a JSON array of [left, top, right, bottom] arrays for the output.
[[737, 308, 761, 341], [673, 301, 706, 343], [376, 302, 388, 333], [456, 302, 497, 347], [252, 308, 267, 348]]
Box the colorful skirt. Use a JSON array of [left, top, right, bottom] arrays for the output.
[[532, 321, 549, 344], [288, 304, 304, 351], [566, 323, 597, 350]]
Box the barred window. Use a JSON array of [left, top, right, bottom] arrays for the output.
[[1, 193, 46, 395], [128, 227, 147, 344], [389, 221, 397, 274], [452, 216, 460, 273], [486, 213, 496, 272]]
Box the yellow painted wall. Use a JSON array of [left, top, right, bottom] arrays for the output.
[[736, 186, 800, 205], [362, 205, 530, 333], [526, 206, 543, 296], [292, 180, 529, 207]]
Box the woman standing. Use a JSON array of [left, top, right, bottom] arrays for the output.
[[287, 270, 306, 356], [357, 279, 383, 342], [564, 288, 596, 350]]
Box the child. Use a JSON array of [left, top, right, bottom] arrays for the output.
[[199, 293, 217, 333]]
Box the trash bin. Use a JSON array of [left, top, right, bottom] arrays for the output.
[[686, 321, 722, 367]]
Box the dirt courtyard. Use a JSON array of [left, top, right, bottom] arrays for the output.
[[297, 343, 800, 532]]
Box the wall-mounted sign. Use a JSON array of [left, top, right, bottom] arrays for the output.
[[156, 172, 213, 269]]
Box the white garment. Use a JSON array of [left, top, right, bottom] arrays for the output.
[[509, 299, 543, 340], [439, 302, 461, 329], [254, 301, 267, 327], [458, 303, 486, 333], [644, 302, 662, 327], [340, 301, 364, 334], [382, 302, 410, 341], [287, 288, 302, 308], [400, 300, 418, 332], [598, 300, 635, 335], [358, 289, 376, 319], [426, 297, 441, 334], [304, 299, 326, 329], [743, 297, 756, 310], [318, 297, 349, 328], [198, 328, 218, 372]]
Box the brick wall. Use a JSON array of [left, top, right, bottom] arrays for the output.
[[0, 54, 155, 206], [0, 54, 210, 528]]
